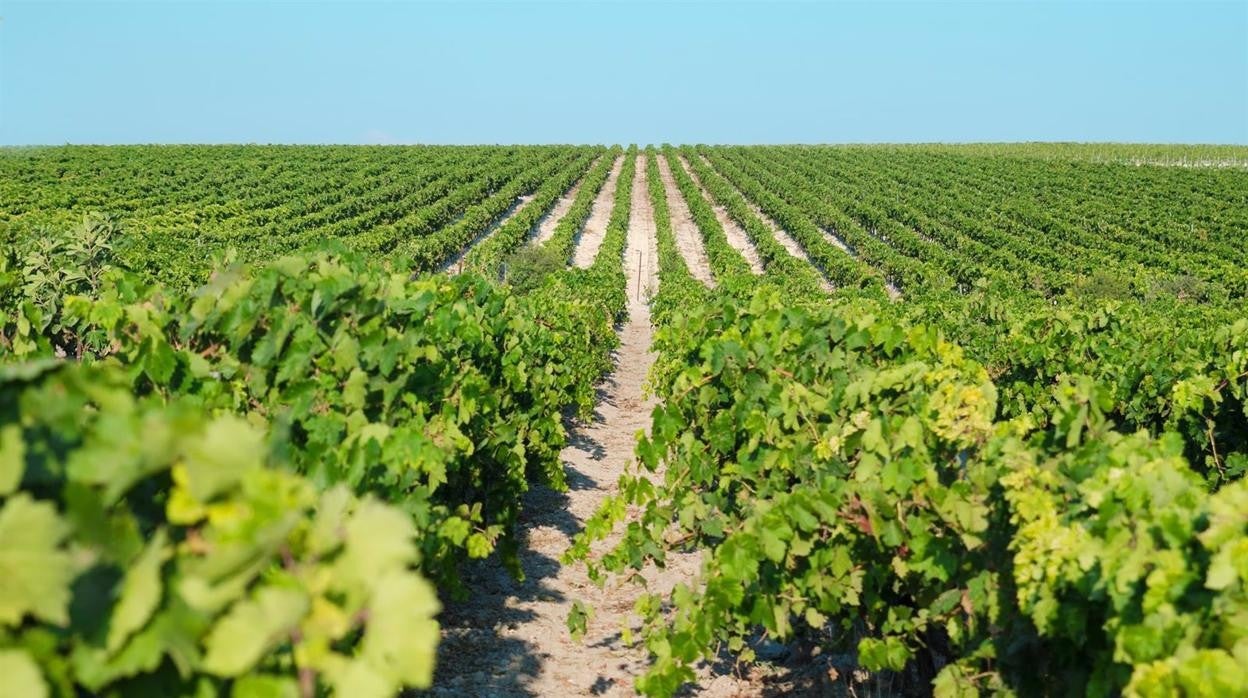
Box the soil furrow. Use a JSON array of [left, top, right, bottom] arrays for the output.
[[571, 156, 625, 268], [532, 157, 601, 245], [442, 194, 535, 274], [656, 155, 716, 287], [434, 157, 699, 697], [678, 154, 765, 274], [697, 154, 835, 292], [433, 156, 819, 697]]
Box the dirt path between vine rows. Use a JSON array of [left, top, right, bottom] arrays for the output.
[[442, 194, 535, 274], [691, 153, 899, 301], [657, 154, 717, 287], [678, 155, 765, 275], [532, 157, 601, 245], [571, 155, 625, 268], [705, 158, 900, 300], [432, 157, 799, 697], [432, 154, 666, 697], [698, 154, 834, 293]]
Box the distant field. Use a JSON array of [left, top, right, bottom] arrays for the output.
[[2, 144, 1246, 697], [2, 143, 1246, 290]]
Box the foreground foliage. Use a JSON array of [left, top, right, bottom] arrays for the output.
[[572, 291, 1248, 697], [1, 215, 624, 694], [0, 361, 440, 697]]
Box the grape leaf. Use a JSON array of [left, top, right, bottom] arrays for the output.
[[0, 424, 24, 495], [361, 572, 441, 689], [202, 586, 309, 677], [333, 499, 416, 597], [0, 649, 48, 698], [180, 417, 265, 502], [106, 529, 169, 653], [0, 494, 73, 627]]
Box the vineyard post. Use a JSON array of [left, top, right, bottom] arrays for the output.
[[636, 250, 642, 300]]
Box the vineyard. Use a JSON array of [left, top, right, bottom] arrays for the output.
[[1, 143, 1247, 697]]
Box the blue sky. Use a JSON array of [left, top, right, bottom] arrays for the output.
[[1, 1, 1245, 144]]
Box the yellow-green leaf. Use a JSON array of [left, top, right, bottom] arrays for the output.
[[107, 529, 169, 653], [203, 586, 309, 677], [0, 649, 48, 698], [0, 494, 73, 627]]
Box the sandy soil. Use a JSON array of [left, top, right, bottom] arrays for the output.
[[425, 156, 920, 696], [696, 155, 835, 293], [443, 194, 535, 274], [819, 226, 853, 256], [693, 155, 900, 301], [571, 155, 625, 268], [433, 157, 697, 697], [656, 155, 716, 287], [677, 155, 764, 275], [626, 154, 660, 309], [430, 158, 845, 697], [532, 158, 601, 245], [432, 282, 668, 697]]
